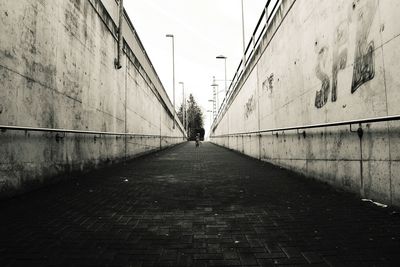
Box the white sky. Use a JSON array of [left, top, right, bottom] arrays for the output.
[[124, 0, 269, 134]]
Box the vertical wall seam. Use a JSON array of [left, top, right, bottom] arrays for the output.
[[124, 53, 128, 162], [377, 2, 392, 204], [256, 65, 262, 160]]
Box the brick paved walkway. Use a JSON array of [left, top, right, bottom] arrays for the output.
[[1, 142, 400, 267]]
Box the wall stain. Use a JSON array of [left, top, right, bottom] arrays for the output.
[[244, 95, 256, 119], [2, 49, 16, 60], [262, 73, 274, 95], [21, 4, 38, 55], [70, 0, 82, 11], [64, 7, 80, 40]]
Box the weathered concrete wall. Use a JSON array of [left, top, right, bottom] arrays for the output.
[[0, 0, 185, 198], [211, 0, 400, 206]]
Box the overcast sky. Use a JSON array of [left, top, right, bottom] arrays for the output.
[[125, 0, 269, 133]]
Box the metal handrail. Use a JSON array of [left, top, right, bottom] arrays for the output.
[[212, 0, 282, 128], [0, 125, 184, 139], [210, 115, 400, 138]]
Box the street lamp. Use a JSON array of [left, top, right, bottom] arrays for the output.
[[166, 34, 176, 129], [216, 55, 227, 96], [216, 55, 230, 148], [179, 82, 186, 132]]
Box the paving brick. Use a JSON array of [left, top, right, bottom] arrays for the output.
[[254, 252, 286, 259], [257, 259, 275, 266], [237, 247, 265, 253], [281, 246, 302, 258], [193, 253, 223, 260], [238, 253, 258, 266], [192, 260, 207, 267], [302, 251, 324, 264], [208, 259, 242, 266], [223, 250, 239, 260]]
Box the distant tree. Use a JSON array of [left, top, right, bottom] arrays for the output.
[[177, 94, 204, 140], [177, 105, 184, 127]]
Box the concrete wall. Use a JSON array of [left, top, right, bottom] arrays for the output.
[[0, 0, 185, 198], [211, 0, 400, 206]]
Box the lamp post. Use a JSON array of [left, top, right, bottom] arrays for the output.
[[241, 0, 246, 66], [179, 82, 186, 133], [211, 76, 219, 114], [115, 0, 124, 69], [216, 55, 227, 96], [208, 100, 215, 121], [207, 110, 213, 129], [166, 34, 176, 129], [216, 55, 230, 148]]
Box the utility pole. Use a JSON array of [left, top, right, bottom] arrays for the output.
[[179, 82, 186, 133], [211, 76, 218, 120], [241, 0, 246, 67], [166, 34, 176, 129]]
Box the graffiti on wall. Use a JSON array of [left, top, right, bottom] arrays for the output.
[[244, 95, 256, 119], [332, 21, 349, 102], [314, 46, 330, 108], [314, 0, 377, 108], [351, 0, 376, 93], [262, 73, 274, 94]]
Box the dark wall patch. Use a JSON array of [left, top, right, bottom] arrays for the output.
[[314, 46, 330, 108], [351, 0, 377, 93], [332, 21, 349, 102], [262, 73, 274, 94], [244, 95, 256, 119]]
